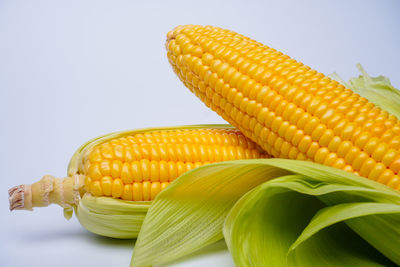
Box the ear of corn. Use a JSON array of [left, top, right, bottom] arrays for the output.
[[166, 25, 400, 190], [82, 127, 266, 201], [8, 124, 268, 238]]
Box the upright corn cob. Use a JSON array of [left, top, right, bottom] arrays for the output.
[[166, 25, 400, 190], [9, 125, 268, 211]]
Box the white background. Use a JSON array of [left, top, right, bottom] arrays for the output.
[[1, 0, 399, 266]]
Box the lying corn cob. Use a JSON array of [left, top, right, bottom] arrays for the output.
[[166, 25, 400, 190], [8, 125, 268, 238]]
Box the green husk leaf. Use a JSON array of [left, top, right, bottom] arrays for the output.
[[130, 159, 400, 266], [130, 160, 291, 267], [223, 160, 400, 267], [330, 64, 400, 120], [76, 194, 151, 239], [288, 202, 400, 266]]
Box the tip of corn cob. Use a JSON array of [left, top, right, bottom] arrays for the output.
[[166, 25, 188, 41]]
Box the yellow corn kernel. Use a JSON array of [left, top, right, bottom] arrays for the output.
[[159, 160, 169, 182], [140, 159, 151, 181], [390, 156, 400, 173], [176, 161, 186, 177], [150, 182, 161, 200], [142, 181, 151, 201], [314, 147, 329, 164], [111, 160, 122, 178], [101, 176, 112, 196], [121, 162, 133, 184], [121, 184, 133, 201], [89, 148, 102, 162], [100, 144, 113, 159], [352, 152, 369, 171], [132, 182, 143, 201], [90, 181, 103, 197], [368, 163, 386, 181], [111, 179, 123, 198], [88, 163, 102, 181], [99, 160, 111, 176], [387, 175, 400, 189]]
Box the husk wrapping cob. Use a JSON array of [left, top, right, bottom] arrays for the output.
[[131, 159, 400, 267], [8, 124, 268, 238]]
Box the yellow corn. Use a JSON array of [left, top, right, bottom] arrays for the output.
[[166, 25, 400, 190], [8, 126, 268, 211], [83, 128, 267, 201]]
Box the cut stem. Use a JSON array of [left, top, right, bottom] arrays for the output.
[[8, 174, 86, 211]]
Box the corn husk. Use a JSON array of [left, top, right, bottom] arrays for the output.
[[224, 162, 400, 267], [130, 159, 400, 267], [76, 195, 151, 239]]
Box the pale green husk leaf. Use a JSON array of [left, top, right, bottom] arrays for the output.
[[330, 64, 400, 120], [223, 161, 400, 267], [131, 159, 400, 267], [130, 159, 290, 266], [76, 194, 151, 239]]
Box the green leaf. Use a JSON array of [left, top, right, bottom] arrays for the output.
[[223, 176, 325, 267], [223, 162, 400, 267], [130, 159, 400, 266], [130, 160, 290, 267], [288, 202, 400, 266], [331, 64, 400, 120], [76, 194, 151, 239]]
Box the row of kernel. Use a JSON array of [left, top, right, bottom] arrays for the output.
[[94, 130, 257, 154], [89, 143, 262, 164], [120, 129, 254, 147], [87, 178, 169, 201], [86, 159, 206, 182]]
